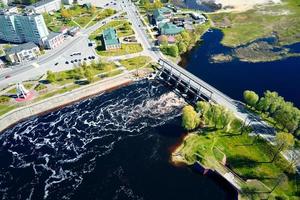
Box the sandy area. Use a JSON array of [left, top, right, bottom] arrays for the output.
[[215, 0, 282, 12]]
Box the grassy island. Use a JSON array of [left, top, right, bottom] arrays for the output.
[[174, 102, 299, 200], [208, 0, 300, 47]]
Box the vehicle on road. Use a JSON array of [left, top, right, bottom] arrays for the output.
[[5, 75, 11, 79], [65, 61, 69, 64], [55, 62, 59, 66]]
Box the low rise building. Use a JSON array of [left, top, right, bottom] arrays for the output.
[[158, 22, 184, 36], [190, 12, 206, 24], [102, 28, 121, 50], [26, 0, 61, 14], [5, 42, 40, 64], [44, 32, 64, 49], [152, 7, 172, 25]]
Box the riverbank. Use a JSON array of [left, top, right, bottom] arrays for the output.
[[0, 72, 136, 133]]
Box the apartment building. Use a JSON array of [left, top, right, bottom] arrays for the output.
[[0, 9, 49, 45]]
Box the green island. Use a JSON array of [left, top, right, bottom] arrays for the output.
[[208, 0, 300, 47], [175, 93, 300, 199]]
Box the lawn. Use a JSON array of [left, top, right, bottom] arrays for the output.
[[47, 62, 118, 85], [208, 0, 300, 47], [119, 56, 152, 70], [178, 130, 299, 199], [43, 6, 115, 31], [97, 43, 143, 56], [89, 20, 135, 41], [0, 105, 17, 116]]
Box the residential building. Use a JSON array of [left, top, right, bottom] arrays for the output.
[[44, 32, 64, 49], [0, 10, 49, 45], [62, 0, 74, 5], [152, 7, 172, 25], [26, 0, 61, 14], [190, 12, 206, 24], [158, 22, 184, 36], [102, 28, 121, 50], [5, 42, 40, 64]]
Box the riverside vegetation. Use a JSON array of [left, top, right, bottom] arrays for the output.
[[177, 101, 299, 199]]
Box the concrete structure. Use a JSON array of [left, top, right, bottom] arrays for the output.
[[0, 10, 49, 45], [158, 22, 184, 36], [44, 32, 64, 49], [26, 0, 61, 14], [5, 42, 40, 64], [16, 82, 29, 98], [102, 28, 121, 50]]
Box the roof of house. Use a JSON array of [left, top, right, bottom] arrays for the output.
[[157, 35, 176, 43], [31, 0, 59, 8], [153, 7, 172, 21], [102, 28, 120, 46], [46, 32, 62, 40], [5, 42, 38, 55], [159, 22, 184, 35]]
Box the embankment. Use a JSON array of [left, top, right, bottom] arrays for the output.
[[0, 74, 133, 132]]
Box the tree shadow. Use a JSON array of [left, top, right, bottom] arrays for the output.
[[227, 155, 260, 169], [74, 80, 89, 85]]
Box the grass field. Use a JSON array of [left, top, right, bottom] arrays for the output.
[[119, 56, 152, 70], [208, 0, 300, 47], [89, 20, 135, 41], [97, 43, 143, 56], [43, 7, 115, 32], [178, 129, 299, 199]]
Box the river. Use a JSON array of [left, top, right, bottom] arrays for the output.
[[0, 81, 237, 200], [182, 29, 300, 107]]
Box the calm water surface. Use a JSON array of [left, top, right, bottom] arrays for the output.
[[184, 30, 300, 107], [0, 81, 236, 200]]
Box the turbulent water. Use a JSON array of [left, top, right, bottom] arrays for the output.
[[0, 81, 187, 199]]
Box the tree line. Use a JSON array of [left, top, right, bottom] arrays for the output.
[[182, 101, 245, 133], [243, 90, 300, 138]]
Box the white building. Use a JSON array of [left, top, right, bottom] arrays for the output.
[[44, 32, 64, 49], [5, 42, 40, 64], [26, 0, 61, 14], [0, 10, 49, 45]]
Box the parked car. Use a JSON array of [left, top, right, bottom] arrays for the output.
[[5, 75, 11, 79], [55, 62, 59, 66]]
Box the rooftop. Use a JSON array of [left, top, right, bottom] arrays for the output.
[[31, 0, 59, 8], [159, 22, 184, 35], [46, 32, 62, 40], [153, 7, 172, 21], [5, 42, 38, 55], [102, 28, 120, 46]]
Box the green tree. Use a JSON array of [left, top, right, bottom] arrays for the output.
[[182, 105, 200, 131], [61, 8, 71, 21], [153, 0, 163, 9], [177, 41, 187, 54], [46, 70, 56, 83], [243, 90, 259, 108], [274, 104, 299, 133], [84, 67, 94, 83], [168, 45, 179, 57], [159, 35, 168, 46], [180, 31, 191, 44], [256, 97, 270, 112], [219, 107, 234, 130], [272, 132, 295, 162]]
